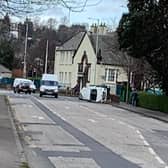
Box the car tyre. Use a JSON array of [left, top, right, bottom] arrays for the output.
[[55, 94, 58, 98]]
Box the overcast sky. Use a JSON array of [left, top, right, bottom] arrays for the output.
[[12, 0, 128, 29], [42, 0, 128, 27]]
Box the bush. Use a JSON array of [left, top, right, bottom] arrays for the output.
[[138, 92, 168, 113]]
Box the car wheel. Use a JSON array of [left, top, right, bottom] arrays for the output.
[[55, 94, 58, 98], [40, 93, 42, 97]]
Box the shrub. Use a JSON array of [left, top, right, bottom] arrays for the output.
[[138, 92, 168, 113]]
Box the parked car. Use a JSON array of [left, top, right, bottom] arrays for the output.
[[15, 81, 32, 94], [145, 88, 163, 95], [79, 85, 107, 103], [13, 78, 36, 93], [29, 81, 36, 93]]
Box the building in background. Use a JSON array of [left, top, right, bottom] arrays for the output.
[[0, 64, 12, 78], [54, 26, 128, 94]]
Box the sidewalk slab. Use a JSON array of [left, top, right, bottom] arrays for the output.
[[0, 96, 20, 168], [113, 102, 168, 123]]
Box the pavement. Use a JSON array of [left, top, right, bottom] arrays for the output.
[[113, 102, 168, 123], [0, 95, 21, 168]]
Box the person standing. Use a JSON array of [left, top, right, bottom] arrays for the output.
[[131, 88, 138, 106]]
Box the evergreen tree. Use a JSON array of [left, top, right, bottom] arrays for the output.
[[0, 40, 14, 70], [118, 0, 168, 95]]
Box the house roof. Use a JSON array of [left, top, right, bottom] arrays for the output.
[[89, 32, 128, 66], [56, 31, 128, 66], [0, 64, 11, 73], [57, 32, 86, 51]]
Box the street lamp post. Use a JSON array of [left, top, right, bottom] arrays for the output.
[[44, 40, 49, 74], [23, 22, 28, 78]]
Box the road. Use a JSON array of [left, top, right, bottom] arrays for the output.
[[4, 91, 168, 168]]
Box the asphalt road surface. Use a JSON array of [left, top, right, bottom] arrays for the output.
[[5, 91, 168, 168]]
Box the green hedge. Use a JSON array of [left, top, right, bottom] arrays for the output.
[[138, 92, 168, 113]]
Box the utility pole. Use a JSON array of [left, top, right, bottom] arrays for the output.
[[88, 17, 100, 85], [44, 40, 48, 74], [94, 19, 99, 85], [23, 22, 28, 78]]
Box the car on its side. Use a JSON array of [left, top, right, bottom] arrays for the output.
[[79, 85, 107, 103]]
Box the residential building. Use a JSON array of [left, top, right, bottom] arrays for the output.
[[0, 64, 12, 78], [54, 30, 128, 94]]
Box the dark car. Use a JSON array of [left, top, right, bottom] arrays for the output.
[[15, 82, 32, 94]]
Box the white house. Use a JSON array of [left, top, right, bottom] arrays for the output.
[[54, 31, 128, 94]]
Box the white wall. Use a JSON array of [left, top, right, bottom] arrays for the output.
[[72, 34, 96, 87], [54, 50, 74, 88]]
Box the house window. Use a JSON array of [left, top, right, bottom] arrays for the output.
[[60, 52, 65, 64], [62, 52, 65, 64], [105, 69, 116, 82], [66, 52, 68, 64], [59, 72, 63, 82], [69, 72, 71, 85], [65, 72, 67, 83]]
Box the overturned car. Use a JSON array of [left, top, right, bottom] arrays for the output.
[[79, 85, 108, 103]]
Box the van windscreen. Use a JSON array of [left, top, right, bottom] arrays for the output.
[[41, 80, 58, 86]]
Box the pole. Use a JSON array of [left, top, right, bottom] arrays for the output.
[[94, 19, 99, 85], [23, 22, 28, 78], [45, 40, 48, 74]]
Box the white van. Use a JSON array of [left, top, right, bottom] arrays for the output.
[[40, 74, 58, 98]]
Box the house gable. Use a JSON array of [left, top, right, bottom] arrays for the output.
[[72, 33, 96, 86]]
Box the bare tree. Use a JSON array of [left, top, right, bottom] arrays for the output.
[[0, 0, 102, 16], [60, 16, 69, 26], [47, 18, 58, 29], [106, 17, 118, 32]]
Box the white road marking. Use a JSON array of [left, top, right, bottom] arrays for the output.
[[136, 130, 141, 134], [155, 156, 165, 165], [143, 140, 150, 146], [139, 134, 145, 140], [32, 115, 38, 118], [88, 119, 96, 123], [108, 118, 115, 121], [118, 121, 125, 125], [61, 117, 67, 121], [38, 116, 44, 120], [135, 129, 168, 167], [127, 125, 135, 130], [148, 147, 156, 155], [79, 105, 107, 118], [56, 113, 61, 118], [65, 106, 70, 110]]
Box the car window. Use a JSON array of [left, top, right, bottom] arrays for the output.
[[41, 80, 58, 86]]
